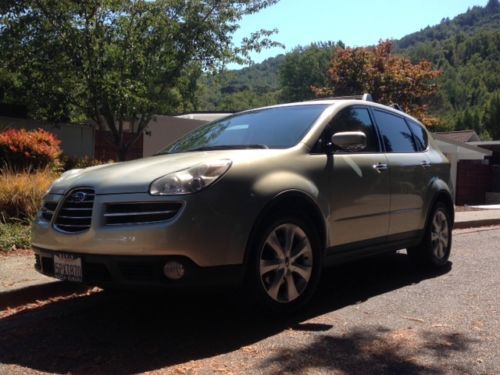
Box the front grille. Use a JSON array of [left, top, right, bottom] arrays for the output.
[[54, 188, 95, 233], [41, 201, 58, 222], [104, 202, 182, 225]]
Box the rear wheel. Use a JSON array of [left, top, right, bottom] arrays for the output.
[[246, 215, 322, 313], [408, 202, 452, 267]]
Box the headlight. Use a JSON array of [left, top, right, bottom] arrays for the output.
[[150, 159, 232, 195]]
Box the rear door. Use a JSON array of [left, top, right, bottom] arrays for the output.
[[371, 109, 429, 237]]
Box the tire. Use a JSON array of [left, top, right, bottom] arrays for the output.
[[245, 215, 323, 313], [407, 202, 452, 267]]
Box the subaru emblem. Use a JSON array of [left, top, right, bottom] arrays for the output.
[[71, 191, 87, 202]]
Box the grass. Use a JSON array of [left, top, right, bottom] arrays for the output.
[[0, 168, 59, 223], [0, 168, 59, 253], [0, 222, 32, 252]]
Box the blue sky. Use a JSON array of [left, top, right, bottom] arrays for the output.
[[231, 0, 488, 65]]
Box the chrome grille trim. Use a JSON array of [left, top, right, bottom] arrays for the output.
[[54, 188, 95, 233], [104, 210, 177, 217], [60, 207, 94, 211], [41, 201, 58, 222], [55, 224, 91, 228], [104, 202, 182, 225], [57, 215, 93, 219]]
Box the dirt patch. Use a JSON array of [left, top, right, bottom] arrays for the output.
[[0, 248, 33, 258], [455, 206, 486, 212]]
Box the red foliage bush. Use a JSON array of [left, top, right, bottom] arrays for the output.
[[0, 128, 62, 171]]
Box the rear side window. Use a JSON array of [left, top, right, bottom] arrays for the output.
[[406, 119, 428, 151], [373, 110, 417, 153]]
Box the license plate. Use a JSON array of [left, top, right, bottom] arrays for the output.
[[54, 254, 82, 282]]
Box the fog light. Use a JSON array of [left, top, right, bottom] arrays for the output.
[[163, 261, 185, 280]]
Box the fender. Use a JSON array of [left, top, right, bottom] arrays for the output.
[[243, 187, 328, 268], [252, 171, 319, 199], [423, 177, 455, 227]]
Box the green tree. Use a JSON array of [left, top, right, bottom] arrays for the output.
[[0, 0, 280, 160], [279, 42, 336, 102], [486, 0, 499, 11], [482, 92, 500, 139]]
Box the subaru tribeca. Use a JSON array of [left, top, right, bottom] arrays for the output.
[[32, 95, 454, 311]]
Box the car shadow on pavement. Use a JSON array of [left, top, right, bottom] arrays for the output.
[[258, 325, 477, 374], [0, 252, 467, 374]]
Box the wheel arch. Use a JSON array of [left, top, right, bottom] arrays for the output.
[[427, 181, 455, 226], [243, 190, 327, 266]]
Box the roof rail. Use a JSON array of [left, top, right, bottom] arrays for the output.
[[361, 93, 373, 102], [310, 93, 374, 102], [391, 103, 403, 111]]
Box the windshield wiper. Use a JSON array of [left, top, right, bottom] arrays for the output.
[[189, 144, 269, 151]]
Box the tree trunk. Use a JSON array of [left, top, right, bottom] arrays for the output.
[[117, 144, 128, 161]]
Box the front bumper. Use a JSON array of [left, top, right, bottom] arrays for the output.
[[32, 191, 258, 267], [33, 247, 244, 288]]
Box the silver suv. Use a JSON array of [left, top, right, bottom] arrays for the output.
[[32, 95, 454, 311]]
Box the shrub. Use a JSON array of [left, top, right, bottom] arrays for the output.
[[0, 128, 62, 171], [0, 168, 59, 223], [60, 154, 108, 171]]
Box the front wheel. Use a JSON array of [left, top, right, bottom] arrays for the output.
[[246, 216, 323, 313], [408, 202, 452, 267]]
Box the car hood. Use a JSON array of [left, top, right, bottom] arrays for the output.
[[49, 150, 282, 195]]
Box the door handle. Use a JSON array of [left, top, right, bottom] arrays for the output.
[[421, 161, 431, 168], [373, 163, 388, 172]]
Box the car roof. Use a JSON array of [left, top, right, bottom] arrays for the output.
[[241, 98, 423, 125]]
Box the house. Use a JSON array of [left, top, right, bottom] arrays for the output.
[[468, 140, 500, 165], [434, 130, 500, 205], [433, 133, 492, 205], [434, 130, 481, 143], [468, 140, 500, 204]]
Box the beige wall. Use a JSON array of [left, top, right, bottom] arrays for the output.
[[2, 114, 217, 159], [143, 115, 207, 157], [0, 116, 94, 158]]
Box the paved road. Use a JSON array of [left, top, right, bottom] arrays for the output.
[[0, 227, 499, 374]]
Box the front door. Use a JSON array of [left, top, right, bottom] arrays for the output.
[[329, 153, 391, 246], [321, 106, 391, 246]]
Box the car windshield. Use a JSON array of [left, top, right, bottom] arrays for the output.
[[158, 104, 329, 154]]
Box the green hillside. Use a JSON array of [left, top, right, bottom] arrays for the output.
[[197, 0, 500, 138], [196, 54, 285, 111], [395, 0, 499, 50]]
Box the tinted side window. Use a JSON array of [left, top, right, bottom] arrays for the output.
[[331, 107, 379, 152], [406, 119, 428, 151], [373, 110, 417, 153]]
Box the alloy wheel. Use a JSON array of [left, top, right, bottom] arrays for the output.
[[431, 209, 449, 260], [259, 223, 313, 303]]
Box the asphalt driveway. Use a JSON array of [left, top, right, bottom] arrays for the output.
[[0, 226, 499, 374]]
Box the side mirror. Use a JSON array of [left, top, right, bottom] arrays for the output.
[[331, 131, 367, 152]]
